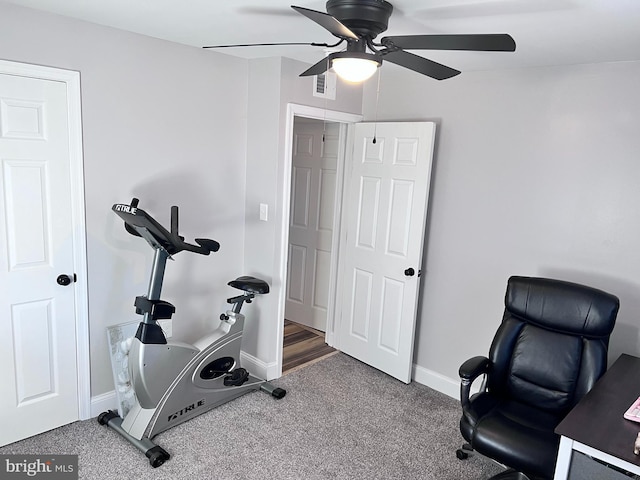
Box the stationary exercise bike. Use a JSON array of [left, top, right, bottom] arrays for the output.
[[98, 198, 286, 467]]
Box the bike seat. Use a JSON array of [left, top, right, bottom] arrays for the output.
[[228, 276, 270, 294]]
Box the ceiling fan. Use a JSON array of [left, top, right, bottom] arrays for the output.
[[204, 0, 516, 82]]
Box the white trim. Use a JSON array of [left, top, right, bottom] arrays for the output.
[[241, 350, 279, 381], [91, 391, 118, 418], [0, 60, 91, 420], [275, 104, 362, 377], [412, 363, 461, 399], [412, 363, 484, 401]]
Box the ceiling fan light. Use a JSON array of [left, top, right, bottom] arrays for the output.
[[331, 56, 380, 83]]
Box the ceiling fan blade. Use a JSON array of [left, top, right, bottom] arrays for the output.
[[383, 50, 460, 80], [299, 56, 332, 77], [236, 7, 299, 17], [291, 5, 359, 40], [381, 34, 516, 52], [203, 41, 337, 49]]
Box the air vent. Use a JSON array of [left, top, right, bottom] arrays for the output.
[[313, 72, 336, 100], [316, 73, 326, 93]]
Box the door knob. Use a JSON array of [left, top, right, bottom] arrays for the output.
[[404, 268, 415, 277], [57, 274, 76, 286]]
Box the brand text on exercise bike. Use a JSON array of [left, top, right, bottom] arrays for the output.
[[168, 399, 205, 423]]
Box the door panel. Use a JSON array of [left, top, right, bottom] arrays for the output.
[[350, 268, 373, 340], [287, 244, 306, 303], [286, 120, 339, 331], [336, 122, 435, 383], [0, 73, 79, 446]]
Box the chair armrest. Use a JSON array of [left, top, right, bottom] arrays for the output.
[[459, 356, 491, 381], [459, 356, 491, 410]]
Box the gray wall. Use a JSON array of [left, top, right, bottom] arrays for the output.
[[0, 2, 250, 396], [243, 56, 363, 375], [362, 61, 640, 391], [5, 0, 639, 402], [0, 2, 364, 398]]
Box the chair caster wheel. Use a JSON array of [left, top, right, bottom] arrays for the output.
[[456, 449, 469, 460]]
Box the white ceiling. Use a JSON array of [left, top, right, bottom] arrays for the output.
[[5, 0, 640, 74]]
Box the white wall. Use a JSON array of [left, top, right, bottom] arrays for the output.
[[362, 61, 640, 392], [0, 2, 250, 396]]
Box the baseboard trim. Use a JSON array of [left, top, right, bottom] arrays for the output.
[[90, 391, 118, 418], [412, 363, 460, 400], [240, 351, 279, 381]]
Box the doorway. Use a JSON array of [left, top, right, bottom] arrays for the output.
[[282, 116, 341, 373], [283, 116, 340, 371], [285, 117, 340, 332], [277, 113, 436, 382], [277, 105, 362, 374]]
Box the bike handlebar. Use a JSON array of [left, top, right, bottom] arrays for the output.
[[113, 198, 220, 256]]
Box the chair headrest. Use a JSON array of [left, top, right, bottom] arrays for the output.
[[505, 276, 619, 337]]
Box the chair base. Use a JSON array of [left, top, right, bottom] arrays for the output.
[[456, 443, 474, 460], [456, 444, 533, 480]]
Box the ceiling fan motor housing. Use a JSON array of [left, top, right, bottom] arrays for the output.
[[326, 0, 393, 38]]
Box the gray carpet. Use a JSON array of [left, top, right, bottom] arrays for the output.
[[0, 353, 504, 479]]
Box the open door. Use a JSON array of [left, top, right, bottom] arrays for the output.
[[285, 119, 340, 332], [334, 122, 435, 383]]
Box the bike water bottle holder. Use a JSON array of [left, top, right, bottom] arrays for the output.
[[135, 296, 176, 321]]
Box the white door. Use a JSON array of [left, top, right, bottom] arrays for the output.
[[335, 122, 435, 383], [0, 72, 81, 445], [286, 119, 340, 331]]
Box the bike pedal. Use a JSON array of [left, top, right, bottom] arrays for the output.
[[224, 368, 249, 386]]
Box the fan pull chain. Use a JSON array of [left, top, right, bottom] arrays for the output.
[[372, 66, 382, 144], [323, 94, 328, 143], [322, 56, 331, 143]]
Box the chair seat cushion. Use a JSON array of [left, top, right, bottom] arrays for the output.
[[460, 392, 562, 479]]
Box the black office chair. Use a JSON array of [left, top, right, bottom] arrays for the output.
[[456, 276, 619, 480]]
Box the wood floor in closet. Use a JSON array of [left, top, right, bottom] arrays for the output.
[[282, 320, 338, 374]]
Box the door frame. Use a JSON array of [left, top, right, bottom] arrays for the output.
[[275, 104, 362, 375], [0, 60, 91, 420]]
